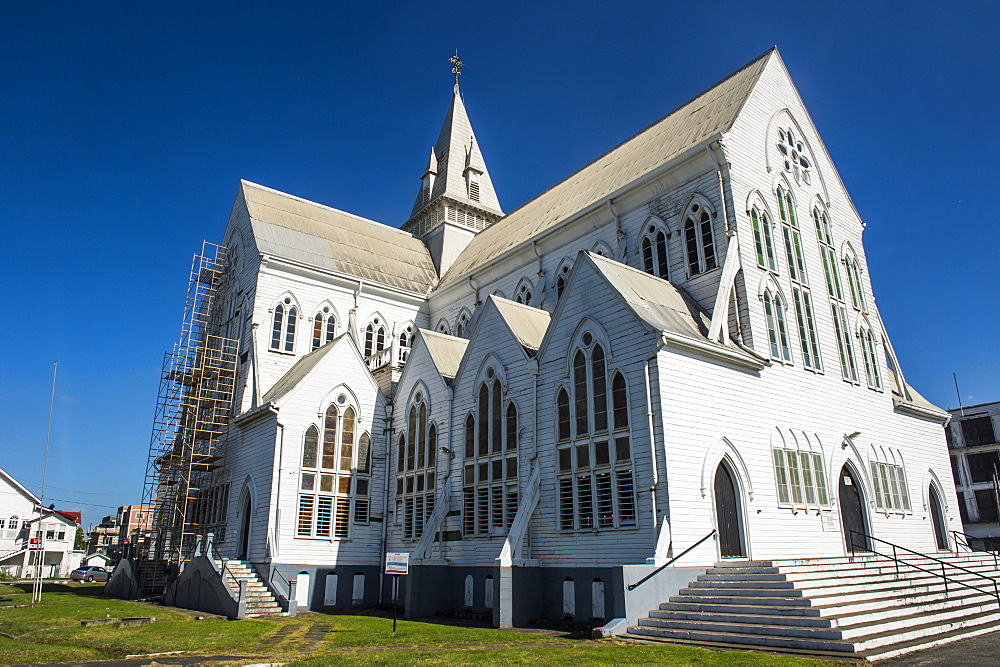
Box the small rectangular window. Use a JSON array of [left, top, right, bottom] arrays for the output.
[[962, 417, 997, 447], [976, 489, 999, 523], [577, 475, 593, 528], [559, 478, 574, 530]]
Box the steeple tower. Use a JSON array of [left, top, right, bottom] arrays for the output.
[[403, 54, 503, 276]]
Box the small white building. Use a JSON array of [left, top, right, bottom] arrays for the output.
[[143, 48, 955, 626], [0, 466, 82, 578]]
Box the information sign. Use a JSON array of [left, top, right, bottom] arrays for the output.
[[385, 552, 409, 575]]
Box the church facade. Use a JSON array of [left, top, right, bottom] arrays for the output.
[[180, 48, 954, 626]]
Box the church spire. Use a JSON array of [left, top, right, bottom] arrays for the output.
[[403, 54, 503, 246]]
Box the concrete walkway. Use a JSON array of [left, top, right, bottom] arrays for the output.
[[880, 630, 1000, 665]]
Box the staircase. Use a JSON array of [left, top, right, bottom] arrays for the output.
[[216, 560, 284, 617], [625, 552, 1000, 660]]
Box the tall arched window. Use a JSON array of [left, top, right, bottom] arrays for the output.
[[463, 369, 518, 536], [751, 207, 777, 272], [778, 187, 806, 284], [763, 289, 792, 362], [311, 306, 337, 351], [456, 310, 471, 337], [398, 323, 414, 362], [557, 388, 571, 442], [814, 205, 841, 301], [270, 297, 297, 353], [859, 325, 882, 390], [557, 334, 635, 531], [682, 201, 717, 277], [363, 318, 387, 358], [640, 224, 669, 278], [297, 396, 368, 539], [844, 253, 866, 312], [397, 391, 436, 540]]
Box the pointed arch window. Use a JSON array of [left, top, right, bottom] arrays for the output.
[[397, 391, 436, 540], [683, 202, 717, 277], [558, 334, 635, 531], [463, 369, 518, 536], [398, 323, 414, 363], [832, 304, 859, 383], [270, 297, 297, 353], [456, 310, 471, 338], [297, 397, 369, 539], [859, 325, 882, 390], [556, 262, 572, 299], [791, 287, 822, 371], [363, 318, 387, 358], [778, 187, 807, 284], [813, 205, 842, 301], [557, 388, 571, 442], [751, 207, 777, 272], [515, 280, 533, 305], [844, 253, 866, 312], [641, 224, 669, 278], [311, 306, 337, 351], [763, 289, 792, 362]]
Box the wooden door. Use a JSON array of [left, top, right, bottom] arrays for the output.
[[714, 463, 745, 558], [929, 485, 950, 550], [839, 466, 869, 551]]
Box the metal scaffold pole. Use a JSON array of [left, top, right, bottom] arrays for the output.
[[134, 242, 240, 598]]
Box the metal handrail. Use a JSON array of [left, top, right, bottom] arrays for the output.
[[952, 530, 1000, 569], [627, 530, 717, 591], [849, 530, 1000, 610], [270, 567, 293, 598]]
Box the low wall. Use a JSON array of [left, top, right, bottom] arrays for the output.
[[593, 564, 706, 637], [164, 555, 240, 618]]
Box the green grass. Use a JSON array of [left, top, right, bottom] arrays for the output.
[[0, 582, 276, 663], [0, 584, 845, 666]]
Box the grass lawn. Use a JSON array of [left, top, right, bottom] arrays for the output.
[[0, 582, 274, 664], [0, 583, 846, 665]]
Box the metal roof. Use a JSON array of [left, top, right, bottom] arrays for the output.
[[440, 49, 775, 285], [491, 297, 551, 352], [261, 336, 345, 404], [418, 329, 469, 379], [241, 180, 439, 294]]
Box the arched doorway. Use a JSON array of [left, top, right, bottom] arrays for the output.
[[238, 492, 251, 559], [929, 484, 950, 550], [714, 461, 746, 558], [839, 465, 869, 552]]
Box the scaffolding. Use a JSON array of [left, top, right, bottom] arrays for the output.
[[136, 242, 239, 594]]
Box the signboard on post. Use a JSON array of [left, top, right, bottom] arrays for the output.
[[29, 537, 42, 548], [385, 552, 409, 575], [385, 552, 409, 632]]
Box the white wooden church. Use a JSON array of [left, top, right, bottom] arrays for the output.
[[145, 49, 975, 652]]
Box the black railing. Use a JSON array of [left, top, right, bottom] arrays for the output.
[[952, 530, 1000, 570], [849, 530, 1000, 610], [627, 530, 717, 591]]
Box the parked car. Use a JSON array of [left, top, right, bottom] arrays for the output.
[[71, 565, 109, 582]]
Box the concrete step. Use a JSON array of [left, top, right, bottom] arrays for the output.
[[669, 594, 811, 607], [677, 586, 803, 598], [687, 580, 797, 590], [626, 624, 855, 653], [697, 573, 787, 582], [861, 618, 1000, 661], [649, 608, 832, 628], [659, 600, 822, 617], [636, 617, 843, 641]]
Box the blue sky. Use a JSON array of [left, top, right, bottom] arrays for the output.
[[1, 2, 997, 526]]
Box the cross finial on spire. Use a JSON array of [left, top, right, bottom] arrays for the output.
[[449, 51, 463, 88]]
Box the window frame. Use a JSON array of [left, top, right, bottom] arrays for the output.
[[557, 335, 636, 532], [682, 200, 718, 278], [296, 399, 370, 540], [269, 296, 298, 354]]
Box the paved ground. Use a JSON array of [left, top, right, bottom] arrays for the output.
[[880, 630, 1000, 665]]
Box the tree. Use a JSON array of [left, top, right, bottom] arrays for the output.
[[74, 527, 86, 551]]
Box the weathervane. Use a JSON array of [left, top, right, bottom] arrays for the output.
[[449, 51, 464, 86]]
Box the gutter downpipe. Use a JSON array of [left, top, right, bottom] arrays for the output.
[[606, 199, 626, 260], [439, 385, 455, 560], [250, 323, 261, 410], [468, 275, 481, 307], [378, 399, 393, 604], [272, 418, 284, 560], [706, 142, 731, 234], [645, 334, 669, 562]]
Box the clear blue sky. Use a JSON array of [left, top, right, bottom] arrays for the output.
[[1, 2, 997, 526]]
